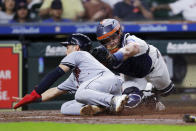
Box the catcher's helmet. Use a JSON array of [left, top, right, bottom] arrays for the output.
[[96, 18, 122, 41], [61, 33, 92, 51]]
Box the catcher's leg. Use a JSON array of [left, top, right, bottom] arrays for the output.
[[121, 76, 147, 108], [141, 83, 166, 111], [147, 47, 175, 96]]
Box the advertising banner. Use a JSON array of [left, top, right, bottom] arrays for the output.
[[0, 22, 195, 35], [147, 40, 196, 54], [27, 42, 66, 57], [0, 43, 22, 110]]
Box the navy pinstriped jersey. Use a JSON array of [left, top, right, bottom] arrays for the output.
[[112, 34, 152, 78]]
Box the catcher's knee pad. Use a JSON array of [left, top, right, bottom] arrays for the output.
[[123, 86, 143, 97], [153, 82, 175, 97], [123, 87, 143, 108]]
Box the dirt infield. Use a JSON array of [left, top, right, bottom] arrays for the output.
[[1, 106, 196, 125]]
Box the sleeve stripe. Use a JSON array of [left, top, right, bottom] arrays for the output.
[[61, 62, 75, 69]]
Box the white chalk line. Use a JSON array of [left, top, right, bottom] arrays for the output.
[[0, 116, 183, 123]]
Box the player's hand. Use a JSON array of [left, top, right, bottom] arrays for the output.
[[13, 90, 41, 109], [12, 96, 22, 102]]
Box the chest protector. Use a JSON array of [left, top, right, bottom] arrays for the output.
[[113, 34, 152, 78]]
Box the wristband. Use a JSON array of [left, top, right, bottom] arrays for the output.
[[113, 51, 124, 62]]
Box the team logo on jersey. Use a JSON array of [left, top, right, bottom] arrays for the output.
[[73, 67, 81, 84]]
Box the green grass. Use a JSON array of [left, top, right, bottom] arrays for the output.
[[0, 122, 196, 131]]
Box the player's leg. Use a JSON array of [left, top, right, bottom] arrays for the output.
[[122, 75, 147, 91], [61, 100, 106, 116], [75, 72, 128, 113], [147, 46, 175, 97], [121, 75, 147, 108], [60, 100, 85, 115], [121, 74, 166, 110], [141, 46, 174, 111]]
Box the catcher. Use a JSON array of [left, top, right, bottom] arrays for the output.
[[13, 33, 128, 115], [91, 18, 175, 110]]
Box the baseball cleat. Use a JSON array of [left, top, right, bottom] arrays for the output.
[[112, 95, 129, 113], [142, 95, 166, 111], [155, 101, 166, 111], [80, 105, 104, 116]]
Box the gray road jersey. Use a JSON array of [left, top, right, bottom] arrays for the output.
[[58, 73, 78, 93], [60, 51, 112, 85]]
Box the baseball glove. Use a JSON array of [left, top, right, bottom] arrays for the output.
[[90, 45, 110, 63], [90, 45, 118, 69]]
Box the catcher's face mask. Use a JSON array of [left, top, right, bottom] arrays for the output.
[[100, 32, 121, 54], [96, 18, 122, 53]]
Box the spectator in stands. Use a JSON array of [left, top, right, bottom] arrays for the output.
[[151, 0, 196, 21], [0, 0, 15, 23], [101, 0, 122, 8], [42, 0, 71, 22], [10, 1, 32, 23], [27, 0, 42, 10], [113, 0, 153, 21], [26, 0, 43, 21], [0, 0, 2, 11], [39, 0, 85, 21], [83, 0, 112, 21]]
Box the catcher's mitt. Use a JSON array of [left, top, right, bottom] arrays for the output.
[[90, 45, 111, 63], [90, 45, 119, 69]]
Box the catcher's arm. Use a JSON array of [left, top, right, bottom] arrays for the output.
[[91, 44, 139, 67], [118, 42, 140, 60]]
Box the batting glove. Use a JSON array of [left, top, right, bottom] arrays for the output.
[[14, 90, 41, 109]]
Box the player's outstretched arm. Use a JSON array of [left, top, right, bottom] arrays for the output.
[[12, 87, 67, 109], [13, 65, 70, 109], [13, 89, 42, 109], [41, 87, 67, 102]]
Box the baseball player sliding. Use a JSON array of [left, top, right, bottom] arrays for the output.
[[92, 18, 175, 110], [13, 33, 128, 116]]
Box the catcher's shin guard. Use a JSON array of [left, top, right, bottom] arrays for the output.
[[122, 87, 143, 108]]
